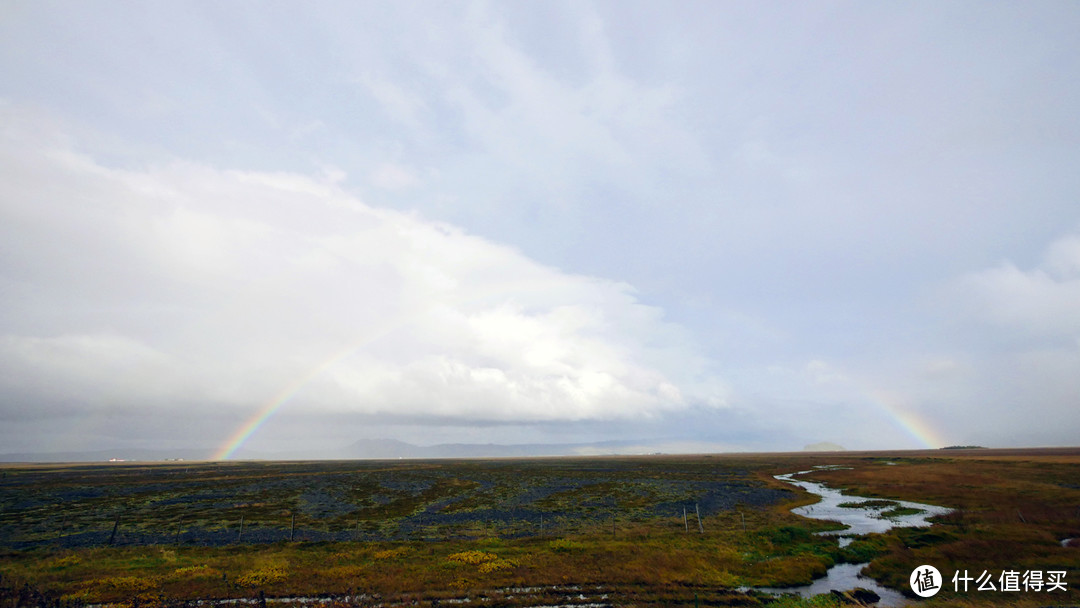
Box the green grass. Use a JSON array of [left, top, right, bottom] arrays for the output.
[[836, 499, 896, 509], [877, 506, 924, 519]]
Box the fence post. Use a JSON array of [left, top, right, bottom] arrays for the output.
[[696, 503, 703, 534], [290, 512, 296, 541], [108, 512, 121, 545], [611, 497, 616, 538]]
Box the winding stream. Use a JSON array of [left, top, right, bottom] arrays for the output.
[[775, 468, 953, 541], [757, 467, 953, 607]]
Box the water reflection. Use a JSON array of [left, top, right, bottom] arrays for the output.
[[775, 469, 952, 538], [752, 563, 908, 607], [754, 468, 953, 606]]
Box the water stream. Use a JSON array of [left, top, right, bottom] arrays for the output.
[[775, 468, 953, 540], [753, 467, 953, 607]]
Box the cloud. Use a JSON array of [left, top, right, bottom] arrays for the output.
[[957, 232, 1080, 339], [0, 105, 725, 444]]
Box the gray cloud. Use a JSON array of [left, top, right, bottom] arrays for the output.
[[0, 105, 726, 452], [2, 3, 1079, 454]]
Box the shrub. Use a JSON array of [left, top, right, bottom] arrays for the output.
[[169, 565, 221, 580], [48, 554, 81, 570], [235, 565, 287, 587], [477, 558, 517, 574], [373, 547, 409, 560], [446, 550, 498, 565]]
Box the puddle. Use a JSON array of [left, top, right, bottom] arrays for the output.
[[112, 585, 613, 608], [751, 562, 908, 607]]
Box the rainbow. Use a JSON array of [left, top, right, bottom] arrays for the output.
[[867, 389, 949, 449], [209, 276, 571, 460], [210, 352, 352, 460], [212, 372, 950, 460], [208, 304, 430, 461], [209, 280, 949, 459]]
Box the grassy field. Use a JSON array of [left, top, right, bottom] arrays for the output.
[[1, 449, 1078, 607]]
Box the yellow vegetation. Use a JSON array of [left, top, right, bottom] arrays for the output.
[[477, 558, 516, 573], [446, 550, 498, 565], [235, 565, 288, 587], [48, 554, 81, 569], [372, 547, 409, 560], [90, 576, 158, 592], [168, 565, 220, 579]]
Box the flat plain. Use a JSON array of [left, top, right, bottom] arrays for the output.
[[1, 448, 1078, 607]]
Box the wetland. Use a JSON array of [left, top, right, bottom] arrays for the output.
[[1, 448, 1078, 607]]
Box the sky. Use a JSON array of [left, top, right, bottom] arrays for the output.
[[1, 1, 1079, 457]]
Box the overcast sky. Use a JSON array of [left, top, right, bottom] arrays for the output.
[[2, 1, 1079, 457]]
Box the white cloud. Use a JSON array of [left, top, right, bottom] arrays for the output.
[[430, 4, 704, 198], [0, 334, 180, 414], [957, 232, 1080, 337], [0, 106, 724, 435]]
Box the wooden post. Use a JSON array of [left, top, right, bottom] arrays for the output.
[[1017, 510, 1026, 523], [740, 511, 746, 533], [683, 507, 688, 532], [290, 512, 296, 541], [355, 517, 360, 541], [175, 517, 183, 545], [108, 512, 121, 545], [696, 503, 703, 534], [611, 498, 617, 538], [238, 515, 244, 542], [540, 513, 544, 539]]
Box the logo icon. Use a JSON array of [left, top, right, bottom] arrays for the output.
[[910, 565, 942, 597]]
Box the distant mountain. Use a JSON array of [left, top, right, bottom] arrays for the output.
[[0, 438, 662, 463], [0, 447, 209, 463], [339, 438, 646, 459], [803, 441, 846, 452]]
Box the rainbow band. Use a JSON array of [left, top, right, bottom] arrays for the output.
[[210, 280, 949, 459], [209, 278, 567, 460], [868, 389, 949, 449], [210, 356, 346, 461], [208, 305, 432, 461]]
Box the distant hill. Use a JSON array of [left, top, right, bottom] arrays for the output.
[[941, 445, 987, 450], [0, 438, 660, 463], [339, 438, 646, 459], [803, 442, 846, 452], [0, 447, 208, 463]]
